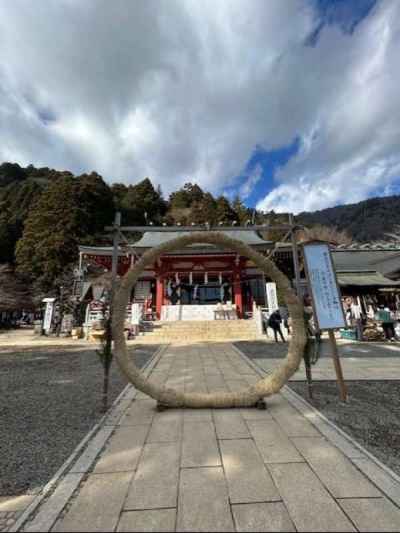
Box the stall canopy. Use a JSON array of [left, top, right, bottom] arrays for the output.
[[338, 271, 400, 287]]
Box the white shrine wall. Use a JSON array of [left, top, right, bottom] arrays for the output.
[[160, 304, 237, 321]]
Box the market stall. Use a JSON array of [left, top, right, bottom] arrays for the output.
[[338, 274, 400, 341]]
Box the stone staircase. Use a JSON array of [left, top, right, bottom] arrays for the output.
[[135, 319, 264, 343]]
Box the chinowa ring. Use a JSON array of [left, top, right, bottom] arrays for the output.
[[112, 231, 307, 408]]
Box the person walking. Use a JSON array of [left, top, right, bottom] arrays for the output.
[[376, 305, 396, 341], [268, 309, 285, 342], [279, 306, 290, 335]]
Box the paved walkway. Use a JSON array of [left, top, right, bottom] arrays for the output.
[[258, 355, 400, 381], [239, 340, 400, 381], [18, 343, 400, 532], [0, 496, 35, 532]]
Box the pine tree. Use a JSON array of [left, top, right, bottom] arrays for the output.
[[191, 193, 217, 224], [169, 182, 204, 210], [232, 196, 250, 225], [215, 196, 237, 224], [15, 174, 114, 289], [117, 177, 166, 225]]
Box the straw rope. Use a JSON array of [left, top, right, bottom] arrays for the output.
[[112, 232, 307, 408]]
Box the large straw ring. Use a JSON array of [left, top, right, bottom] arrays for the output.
[[112, 232, 306, 408]]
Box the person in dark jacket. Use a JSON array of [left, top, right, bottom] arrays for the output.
[[279, 306, 290, 335], [268, 310, 285, 342]]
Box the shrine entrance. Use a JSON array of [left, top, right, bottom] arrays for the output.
[[77, 213, 304, 333]]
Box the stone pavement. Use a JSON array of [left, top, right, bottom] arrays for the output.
[[257, 353, 400, 381], [19, 343, 400, 532], [244, 340, 400, 381], [0, 497, 35, 533]]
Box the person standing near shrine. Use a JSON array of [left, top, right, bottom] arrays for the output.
[[268, 309, 285, 342], [279, 305, 290, 335]]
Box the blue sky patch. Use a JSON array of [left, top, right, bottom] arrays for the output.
[[371, 181, 400, 199], [227, 137, 300, 207], [305, 0, 378, 46]]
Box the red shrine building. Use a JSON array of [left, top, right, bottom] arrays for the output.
[[77, 230, 289, 320]]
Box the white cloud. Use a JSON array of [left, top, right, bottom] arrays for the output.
[[0, 0, 399, 212], [257, 0, 400, 213], [239, 164, 263, 199]]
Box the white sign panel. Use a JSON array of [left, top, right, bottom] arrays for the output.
[[303, 243, 346, 330], [43, 301, 54, 332], [131, 303, 143, 325], [266, 282, 279, 312]]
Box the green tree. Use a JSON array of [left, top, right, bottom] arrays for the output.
[[15, 174, 114, 290], [232, 196, 250, 225], [75, 172, 115, 236], [215, 196, 237, 224], [0, 162, 26, 186], [169, 182, 204, 210], [0, 178, 45, 263], [111, 183, 128, 211], [0, 162, 77, 264], [114, 178, 166, 225], [0, 209, 17, 263], [191, 193, 217, 224]]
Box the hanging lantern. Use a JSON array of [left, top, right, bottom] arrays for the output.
[[204, 272, 208, 284], [189, 272, 193, 285], [175, 272, 179, 284], [219, 272, 222, 285]]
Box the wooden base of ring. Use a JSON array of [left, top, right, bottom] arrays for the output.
[[255, 399, 267, 410]]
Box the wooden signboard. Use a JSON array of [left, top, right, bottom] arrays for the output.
[[303, 241, 348, 402]]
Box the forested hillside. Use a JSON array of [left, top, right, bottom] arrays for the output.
[[1, 161, 399, 294], [296, 195, 400, 242], [0, 162, 259, 292]]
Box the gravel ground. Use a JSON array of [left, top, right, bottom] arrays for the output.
[[0, 344, 159, 496], [289, 380, 400, 476]]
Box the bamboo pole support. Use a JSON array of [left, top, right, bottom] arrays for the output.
[[328, 329, 348, 402]]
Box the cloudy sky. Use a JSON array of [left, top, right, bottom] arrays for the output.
[[1, 0, 399, 213]]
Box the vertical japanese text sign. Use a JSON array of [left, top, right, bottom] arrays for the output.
[[266, 282, 279, 312], [303, 242, 346, 330], [43, 299, 55, 332]]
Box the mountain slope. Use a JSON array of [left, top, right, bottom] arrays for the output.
[[297, 195, 400, 242]]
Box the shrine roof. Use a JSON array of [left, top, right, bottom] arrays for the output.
[[78, 245, 130, 256], [131, 230, 271, 249]]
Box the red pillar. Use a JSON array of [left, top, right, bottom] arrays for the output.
[[233, 266, 243, 319], [156, 276, 163, 320]]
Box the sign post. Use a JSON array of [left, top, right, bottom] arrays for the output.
[[303, 241, 348, 402], [266, 282, 279, 313], [42, 298, 55, 334]]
